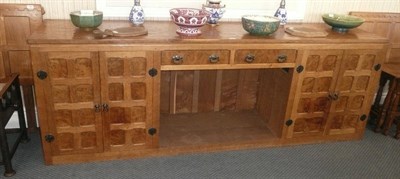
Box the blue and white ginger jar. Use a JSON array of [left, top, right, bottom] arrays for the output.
[[129, 0, 144, 25]]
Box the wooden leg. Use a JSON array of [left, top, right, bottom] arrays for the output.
[[375, 77, 396, 132], [17, 84, 30, 143], [372, 72, 389, 112], [22, 85, 37, 132], [0, 74, 30, 177], [383, 81, 400, 135], [395, 120, 400, 139], [0, 121, 16, 177]]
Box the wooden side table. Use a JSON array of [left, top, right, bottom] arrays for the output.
[[0, 73, 29, 177], [383, 77, 400, 138], [372, 64, 400, 138]]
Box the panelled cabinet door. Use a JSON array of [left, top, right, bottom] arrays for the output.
[[0, 4, 44, 84], [100, 51, 155, 152], [290, 50, 343, 138], [325, 50, 382, 135], [39, 52, 103, 155]]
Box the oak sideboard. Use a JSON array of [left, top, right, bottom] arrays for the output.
[[27, 20, 388, 164]]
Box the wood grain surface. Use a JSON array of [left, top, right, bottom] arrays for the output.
[[28, 19, 388, 165], [28, 20, 388, 45]]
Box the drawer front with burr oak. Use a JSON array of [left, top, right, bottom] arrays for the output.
[[234, 49, 297, 65], [161, 50, 230, 65]]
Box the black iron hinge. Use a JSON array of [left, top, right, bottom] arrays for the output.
[[148, 68, 158, 77]]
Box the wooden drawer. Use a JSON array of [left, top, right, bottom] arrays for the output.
[[234, 49, 296, 64], [161, 50, 230, 65]]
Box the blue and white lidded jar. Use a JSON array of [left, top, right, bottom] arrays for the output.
[[129, 0, 145, 25], [274, 0, 287, 25], [202, 0, 226, 24]]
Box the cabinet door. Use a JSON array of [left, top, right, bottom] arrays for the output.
[[326, 50, 382, 135], [35, 51, 103, 156], [289, 50, 343, 138], [100, 51, 156, 152]]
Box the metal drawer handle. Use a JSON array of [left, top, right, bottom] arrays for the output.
[[209, 54, 220, 63], [245, 54, 255, 63], [277, 54, 287, 63], [172, 55, 183, 64]]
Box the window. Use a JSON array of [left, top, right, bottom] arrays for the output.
[[96, 0, 306, 21]]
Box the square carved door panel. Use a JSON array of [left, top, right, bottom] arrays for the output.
[[34, 50, 157, 157], [289, 49, 382, 138], [326, 49, 382, 135], [39, 51, 103, 155], [291, 50, 343, 137], [100, 51, 155, 152]]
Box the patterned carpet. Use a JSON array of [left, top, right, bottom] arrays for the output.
[[2, 125, 400, 179]]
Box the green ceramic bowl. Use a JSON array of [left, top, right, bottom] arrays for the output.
[[70, 10, 103, 30], [322, 13, 365, 32], [241, 15, 280, 36]]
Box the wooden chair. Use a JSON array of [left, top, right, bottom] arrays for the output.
[[373, 64, 400, 138], [397, 114, 400, 139], [349, 12, 400, 138], [0, 73, 29, 177], [0, 4, 45, 132], [385, 75, 400, 139], [380, 64, 400, 138], [349, 11, 400, 64]]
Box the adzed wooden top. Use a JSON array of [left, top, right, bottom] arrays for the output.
[[382, 63, 400, 78], [27, 20, 388, 45]]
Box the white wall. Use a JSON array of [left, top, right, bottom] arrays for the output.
[[95, 0, 307, 21], [1, 0, 96, 19], [1, 0, 399, 22], [303, 0, 400, 22]]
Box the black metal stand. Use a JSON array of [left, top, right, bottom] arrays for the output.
[[0, 74, 29, 177]]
